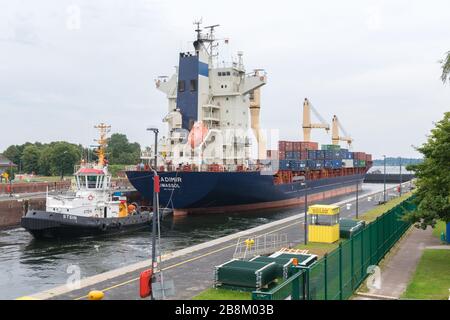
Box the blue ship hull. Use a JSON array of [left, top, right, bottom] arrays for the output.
[[126, 171, 365, 215]]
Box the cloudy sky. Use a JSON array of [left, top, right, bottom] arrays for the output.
[[1, 0, 449, 158]]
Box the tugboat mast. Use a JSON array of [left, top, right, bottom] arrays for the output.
[[94, 123, 111, 167]]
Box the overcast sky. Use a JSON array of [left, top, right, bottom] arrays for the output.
[[1, 0, 449, 158]]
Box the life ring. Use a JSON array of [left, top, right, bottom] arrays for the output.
[[88, 194, 94, 201]]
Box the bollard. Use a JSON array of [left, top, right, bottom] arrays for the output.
[[88, 290, 104, 300]]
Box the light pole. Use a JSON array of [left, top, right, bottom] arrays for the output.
[[9, 161, 13, 197], [383, 155, 387, 203], [301, 181, 308, 245], [355, 180, 359, 219], [147, 127, 159, 300], [60, 151, 68, 181], [399, 157, 402, 196]]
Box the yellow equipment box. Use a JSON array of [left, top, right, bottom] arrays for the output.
[[307, 204, 340, 215], [307, 205, 340, 243], [308, 225, 340, 243]]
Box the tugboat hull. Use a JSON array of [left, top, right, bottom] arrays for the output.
[[21, 210, 152, 239]]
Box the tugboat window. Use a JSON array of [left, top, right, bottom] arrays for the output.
[[87, 176, 97, 189]]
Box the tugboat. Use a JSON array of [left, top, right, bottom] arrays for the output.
[[21, 124, 152, 239]]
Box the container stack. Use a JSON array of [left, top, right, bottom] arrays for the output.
[[269, 140, 372, 174]]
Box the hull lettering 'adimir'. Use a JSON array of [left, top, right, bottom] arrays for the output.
[[126, 22, 373, 216]]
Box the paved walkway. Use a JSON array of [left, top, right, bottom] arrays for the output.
[[355, 226, 441, 300]]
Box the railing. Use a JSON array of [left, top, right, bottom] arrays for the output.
[[233, 233, 288, 260], [252, 196, 415, 300], [252, 268, 306, 300]]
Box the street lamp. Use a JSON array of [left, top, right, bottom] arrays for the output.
[[300, 181, 308, 245], [383, 155, 387, 203], [147, 127, 159, 300], [355, 180, 359, 219], [61, 151, 68, 181], [399, 157, 402, 196], [9, 161, 13, 197], [147, 128, 159, 170]]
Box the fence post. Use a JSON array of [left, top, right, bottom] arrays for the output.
[[338, 242, 343, 300], [350, 236, 354, 290], [361, 229, 364, 282], [324, 253, 328, 300], [292, 267, 300, 300]]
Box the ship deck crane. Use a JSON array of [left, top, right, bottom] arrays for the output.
[[302, 98, 330, 141], [332, 115, 353, 147]]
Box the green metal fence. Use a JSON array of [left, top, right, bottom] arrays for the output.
[[252, 196, 415, 300]]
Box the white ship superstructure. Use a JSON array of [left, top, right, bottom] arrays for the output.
[[155, 23, 267, 169]]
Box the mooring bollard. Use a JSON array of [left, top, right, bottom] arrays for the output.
[[88, 290, 104, 300]]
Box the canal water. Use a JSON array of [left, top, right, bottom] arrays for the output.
[[0, 183, 393, 299]]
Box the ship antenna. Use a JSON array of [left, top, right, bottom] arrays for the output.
[[94, 123, 111, 167], [194, 19, 203, 42]]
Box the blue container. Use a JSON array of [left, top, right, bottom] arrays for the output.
[[332, 160, 342, 168], [308, 150, 316, 160], [307, 160, 316, 168], [293, 160, 307, 170], [324, 160, 333, 168], [316, 150, 325, 159], [280, 160, 292, 171], [279, 160, 292, 170], [286, 151, 295, 159], [293, 152, 301, 159], [315, 161, 323, 169]]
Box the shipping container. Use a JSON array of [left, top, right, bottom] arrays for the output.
[[321, 144, 341, 151], [316, 150, 325, 159], [308, 150, 316, 160], [279, 160, 292, 170], [342, 159, 354, 168], [278, 151, 286, 160], [332, 160, 342, 168]]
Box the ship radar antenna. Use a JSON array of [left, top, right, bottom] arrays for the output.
[[94, 123, 111, 167], [194, 18, 203, 41]]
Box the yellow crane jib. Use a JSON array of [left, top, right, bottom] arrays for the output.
[[302, 98, 330, 142]]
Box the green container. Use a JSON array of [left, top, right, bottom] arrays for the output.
[[321, 144, 340, 151]]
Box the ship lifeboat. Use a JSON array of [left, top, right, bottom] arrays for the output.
[[187, 121, 208, 148]]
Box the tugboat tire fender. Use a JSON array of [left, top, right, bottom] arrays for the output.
[[99, 223, 107, 231]]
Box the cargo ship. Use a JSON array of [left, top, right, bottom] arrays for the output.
[[126, 23, 372, 216]]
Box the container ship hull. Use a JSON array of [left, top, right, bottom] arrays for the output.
[[126, 170, 365, 215]]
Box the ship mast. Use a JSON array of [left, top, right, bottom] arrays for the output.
[[94, 123, 111, 167]]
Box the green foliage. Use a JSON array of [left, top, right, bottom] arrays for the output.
[[21, 145, 41, 174], [2, 133, 140, 176], [106, 133, 141, 165], [108, 164, 126, 177], [440, 51, 450, 84], [48, 142, 81, 176], [406, 112, 450, 228]]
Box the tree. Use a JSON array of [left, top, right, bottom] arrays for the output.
[[3, 145, 21, 166], [21, 145, 41, 174], [106, 133, 141, 165], [48, 142, 81, 176], [441, 51, 450, 84], [405, 112, 450, 229]]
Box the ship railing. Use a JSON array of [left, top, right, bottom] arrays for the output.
[[233, 233, 288, 260]]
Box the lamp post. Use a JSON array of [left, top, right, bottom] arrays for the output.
[[301, 181, 308, 245], [399, 157, 402, 196], [60, 151, 68, 181], [147, 127, 159, 300], [383, 155, 386, 203], [9, 161, 13, 197], [355, 180, 359, 219]]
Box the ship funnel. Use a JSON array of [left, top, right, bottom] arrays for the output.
[[249, 87, 267, 159]]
